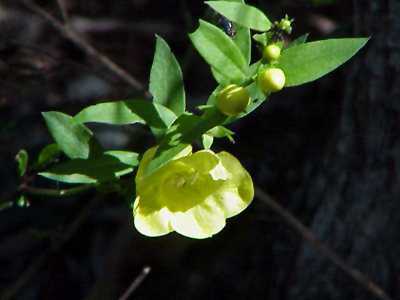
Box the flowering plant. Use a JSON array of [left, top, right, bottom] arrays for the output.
[[16, 1, 367, 238]]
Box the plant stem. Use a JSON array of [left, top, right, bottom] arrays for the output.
[[19, 184, 94, 198]]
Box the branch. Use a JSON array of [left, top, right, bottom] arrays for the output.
[[22, 0, 151, 99], [56, 0, 68, 23], [255, 187, 393, 300], [118, 266, 151, 300]]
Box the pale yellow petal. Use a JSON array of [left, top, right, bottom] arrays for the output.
[[210, 187, 250, 218], [216, 151, 254, 216], [133, 196, 173, 237], [179, 150, 219, 173], [171, 200, 226, 239]]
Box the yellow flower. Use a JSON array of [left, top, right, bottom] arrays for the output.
[[133, 146, 254, 239]]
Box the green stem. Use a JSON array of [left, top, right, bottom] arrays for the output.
[[20, 184, 94, 198]]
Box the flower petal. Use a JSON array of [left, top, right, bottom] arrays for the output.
[[171, 200, 226, 239], [133, 196, 173, 237], [209, 188, 247, 218], [180, 150, 229, 180], [180, 150, 218, 173], [216, 151, 254, 217]]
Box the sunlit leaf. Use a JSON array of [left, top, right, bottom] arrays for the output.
[[206, 1, 271, 31], [39, 151, 139, 184], [42, 111, 93, 159], [150, 35, 186, 116], [189, 20, 248, 83], [277, 38, 369, 86]]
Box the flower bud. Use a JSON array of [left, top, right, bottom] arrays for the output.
[[277, 15, 294, 34], [258, 68, 286, 93], [216, 84, 250, 116], [263, 44, 281, 62]]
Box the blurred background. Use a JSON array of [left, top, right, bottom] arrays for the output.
[[1, 0, 399, 299]]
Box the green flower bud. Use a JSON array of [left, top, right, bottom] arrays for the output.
[[275, 14, 294, 34], [263, 44, 281, 62], [258, 68, 286, 93], [216, 84, 250, 116], [133, 146, 254, 239], [280, 19, 292, 33]]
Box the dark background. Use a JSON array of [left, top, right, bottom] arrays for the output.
[[1, 0, 398, 299]]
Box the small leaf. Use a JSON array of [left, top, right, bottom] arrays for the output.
[[206, 1, 271, 31], [36, 143, 60, 168], [150, 35, 186, 116], [39, 152, 139, 184], [42, 111, 93, 159], [253, 33, 268, 46], [207, 126, 235, 142], [277, 38, 369, 87], [16, 149, 28, 177], [74, 99, 177, 130], [189, 20, 248, 83], [202, 134, 214, 149], [287, 33, 309, 48], [104, 150, 139, 166], [248, 59, 262, 77]]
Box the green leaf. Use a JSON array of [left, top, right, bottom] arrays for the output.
[[36, 143, 60, 168], [207, 125, 235, 142], [104, 150, 139, 166], [277, 38, 369, 87], [202, 134, 214, 149], [189, 20, 248, 83], [42, 111, 93, 159], [74, 99, 177, 130], [287, 33, 309, 48], [206, 1, 271, 31], [16, 149, 28, 177], [248, 59, 262, 77], [227, 0, 251, 65], [145, 109, 228, 176], [234, 25, 251, 65], [149, 35, 186, 116], [253, 33, 268, 46], [211, 67, 229, 85], [39, 151, 139, 184]]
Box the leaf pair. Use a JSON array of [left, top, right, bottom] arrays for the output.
[[40, 35, 187, 185], [192, 1, 368, 88], [40, 99, 177, 184]]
